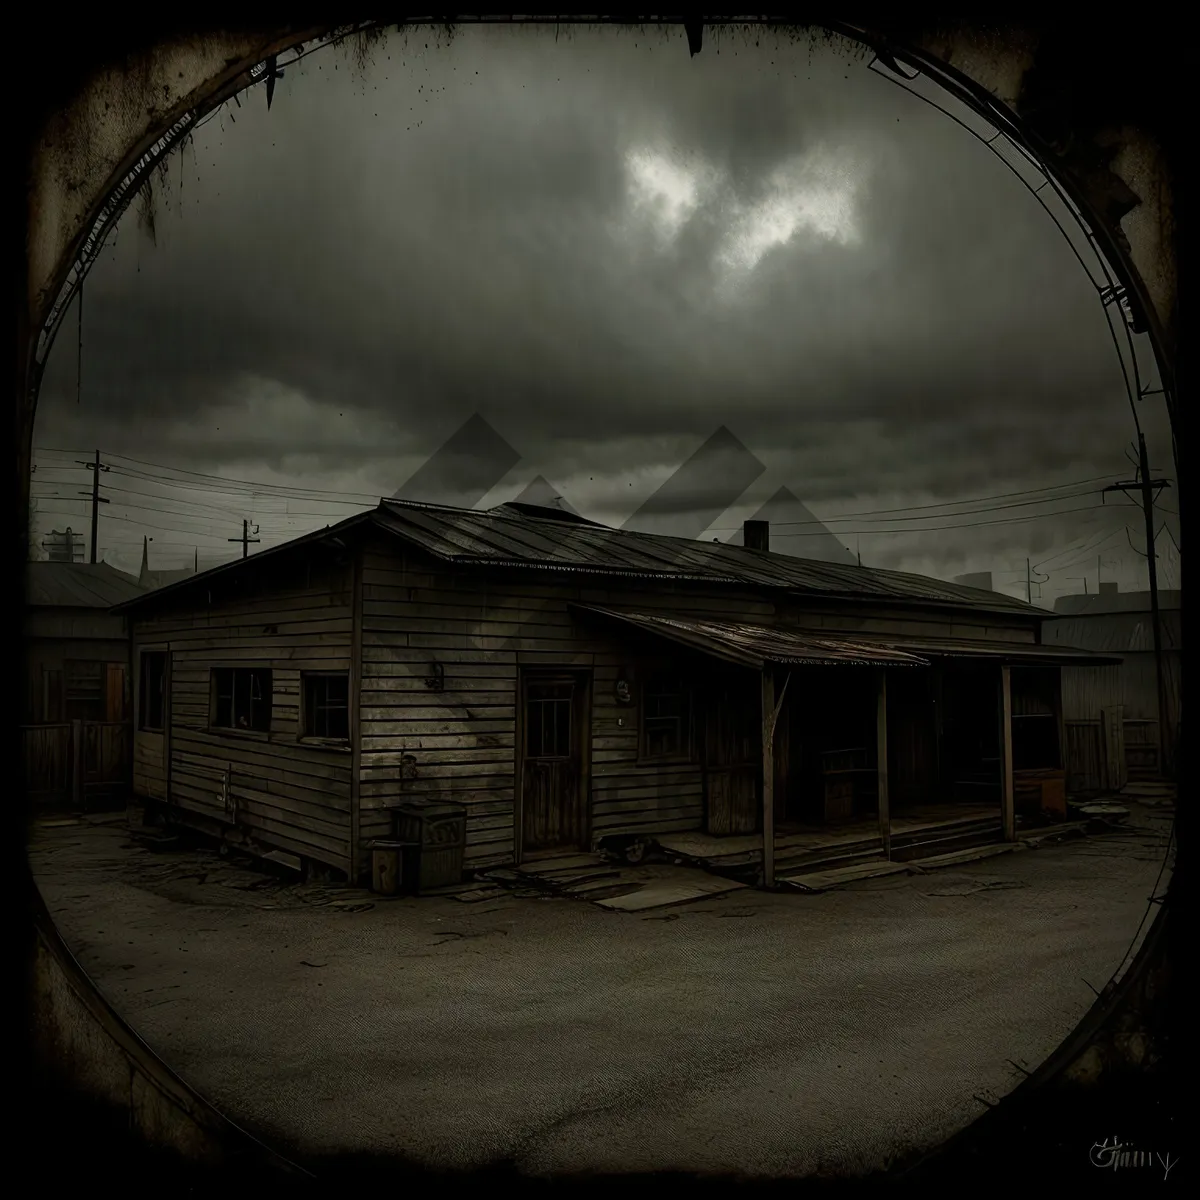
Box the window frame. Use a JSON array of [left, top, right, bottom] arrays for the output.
[[524, 678, 575, 762], [300, 670, 352, 744], [138, 650, 167, 732], [638, 674, 695, 765], [210, 666, 274, 736]]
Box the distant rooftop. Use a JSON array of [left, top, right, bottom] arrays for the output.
[[1052, 588, 1181, 616], [26, 561, 146, 608]]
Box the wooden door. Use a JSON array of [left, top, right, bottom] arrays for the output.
[[520, 673, 588, 854], [702, 682, 759, 836]]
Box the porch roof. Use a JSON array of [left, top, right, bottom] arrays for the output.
[[570, 606, 1125, 670], [570, 606, 932, 669]]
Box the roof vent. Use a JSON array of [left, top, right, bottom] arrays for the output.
[[744, 520, 770, 552]]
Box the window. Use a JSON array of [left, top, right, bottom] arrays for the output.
[[303, 672, 350, 740], [139, 652, 166, 731], [640, 677, 693, 761], [211, 668, 273, 733], [525, 680, 573, 759]]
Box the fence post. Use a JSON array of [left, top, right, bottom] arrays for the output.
[[71, 719, 84, 811]]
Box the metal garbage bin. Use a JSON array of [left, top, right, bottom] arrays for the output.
[[369, 839, 410, 896], [391, 801, 467, 894]]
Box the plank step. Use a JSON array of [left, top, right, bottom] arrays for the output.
[[905, 844, 1021, 871], [780, 861, 912, 893]]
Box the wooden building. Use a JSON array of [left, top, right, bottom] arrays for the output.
[[23, 561, 145, 808], [1044, 586, 1181, 791], [113, 499, 1118, 885]]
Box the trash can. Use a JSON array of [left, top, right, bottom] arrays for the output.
[[391, 801, 467, 894], [369, 839, 409, 896]]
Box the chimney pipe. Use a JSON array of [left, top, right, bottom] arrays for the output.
[[744, 520, 770, 552]]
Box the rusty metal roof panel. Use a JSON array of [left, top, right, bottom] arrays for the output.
[[571, 605, 932, 668]]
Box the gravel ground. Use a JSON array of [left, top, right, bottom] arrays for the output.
[[28, 804, 1174, 1179]]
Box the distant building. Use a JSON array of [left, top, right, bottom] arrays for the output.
[[1043, 585, 1181, 788], [24, 561, 145, 723], [23, 560, 146, 809], [953, 571, 995, 592]]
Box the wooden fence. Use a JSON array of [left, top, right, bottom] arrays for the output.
[[1065, 711, 1164, 797], [21, 720, 131, 811]]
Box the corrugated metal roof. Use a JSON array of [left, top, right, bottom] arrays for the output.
[[574, 605, 1124, 669], [572, 605, 932, 669], [26, 561, 146, 609], [372, 500, 1042, 617], [113, 497, 1046, 620]]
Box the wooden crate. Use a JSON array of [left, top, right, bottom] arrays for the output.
[[824, 777, 856, 823]]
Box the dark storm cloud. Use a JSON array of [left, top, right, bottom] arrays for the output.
[[33, 22, 1168, 587]]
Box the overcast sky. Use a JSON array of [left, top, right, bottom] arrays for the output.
[[31, 23, 1179, 600]]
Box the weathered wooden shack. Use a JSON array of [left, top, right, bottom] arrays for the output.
[[1043, 585, 1181, 790], [23, 561, 145, 808], [113, 499, 1119, 884]]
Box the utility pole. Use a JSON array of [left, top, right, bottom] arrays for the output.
[[1104, 433, 1172, 778], [76, 449, 109, 564], [1025, 557, 1032, 605], [229, 519, 260, 559]]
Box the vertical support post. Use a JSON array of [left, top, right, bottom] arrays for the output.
[[1136, 432, 1172, 779], [349, 548, 364, 885], [761, 667, 775, 889], [71, 718, 84, 811], [876, 670, 890, 859], [999, 665, 1015, 841], [164, 646, 174, 809]]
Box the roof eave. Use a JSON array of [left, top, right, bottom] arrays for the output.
[[112, 509, 383, 615]]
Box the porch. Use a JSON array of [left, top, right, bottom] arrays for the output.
[[574, 604, 1120, 888]]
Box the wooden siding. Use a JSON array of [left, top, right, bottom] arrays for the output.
[[130, 563, 355, 873], [357, 541, 778, 868]]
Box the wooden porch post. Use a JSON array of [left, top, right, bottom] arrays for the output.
[[876, 670, 890, 859], [761, 668, 775, 889], [349, 549, 364, 885], [71, 719, 84, 811], [999, 665, 1015, 841], [759, 666, 792, 889]]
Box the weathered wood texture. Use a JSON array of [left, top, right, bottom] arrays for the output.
[[130, 560, 355, 873], [22, 720, 129, 810], [357, 540, 777, 867]]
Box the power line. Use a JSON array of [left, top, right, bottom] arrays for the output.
[[36, 447, 1143, 520]]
